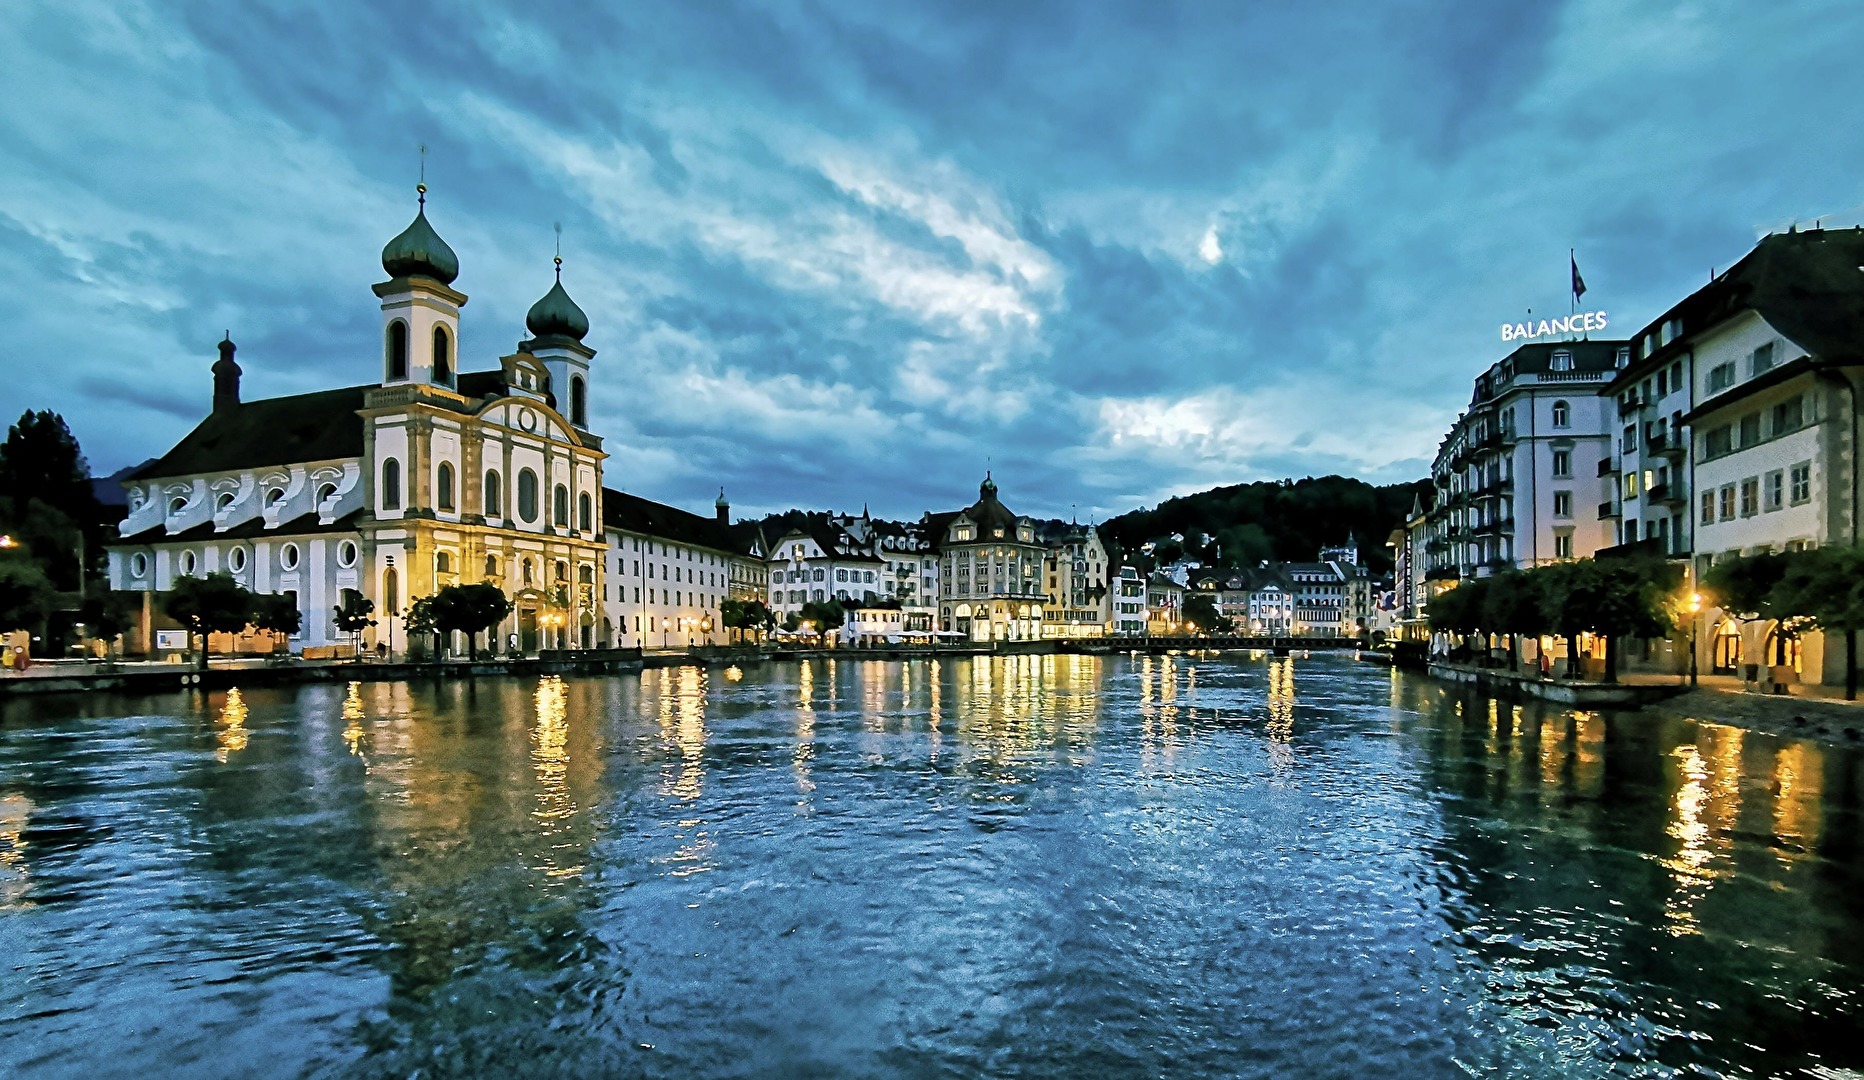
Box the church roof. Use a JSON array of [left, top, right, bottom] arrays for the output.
[[128, 385, 371, 481], [602, 487, 754, 556]]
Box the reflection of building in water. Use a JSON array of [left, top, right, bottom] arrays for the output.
[[1771, 742, 1822, 862], [794, 661, 816, 796], [216, 687, 249, 761], [1265, 657, 1296, 742], [652, 667, 708, 804], [1662, 727, 1744, 935], [0, 792, 29, 910], [342, 681, 368, 758]]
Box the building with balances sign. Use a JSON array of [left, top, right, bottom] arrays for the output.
[[106, 186, 612, 656], [1419, 339, 1629, 585]]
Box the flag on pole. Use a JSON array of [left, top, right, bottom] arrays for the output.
[[1571, 251, 1587, 302]]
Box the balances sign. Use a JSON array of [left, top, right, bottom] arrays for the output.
[[1501, 310, 1608, 342]]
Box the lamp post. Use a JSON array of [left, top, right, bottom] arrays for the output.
[[1687, 591, 1701, 688], [661, 617, 669, 649], [385, 554, 396, 662]]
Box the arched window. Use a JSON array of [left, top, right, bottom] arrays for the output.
[[316, 482, 337, 505], [483, 470, 501, 517], [522, 558, 536, 586], [517, 468, 539, 522], [578, 492, 592, 533], [436, 551, 452, 574], [383, 567, 399, 616], [570, 375, 587, 428], [1551, 400, 1570, 428], [437, 462, 455, 511], [381, 458, 401, 510], [432, 325, 452, 384], [215, 491, 235, 512], [385, 320, 408, 381], [484, 554, 498, 578], [553, 484, 569, 527]]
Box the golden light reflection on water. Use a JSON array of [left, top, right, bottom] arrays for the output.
[[0, 792, 29, 910], [1661, 726, 1744, 936], [658, 667, 709, 803], [215, 688, 249, 762], [1264, 657, 1296, 770], [341, 681, 368, 758], [794, 661, 816, 797], [531, 675, 583, 882], [1772, 742, 1822, 862]]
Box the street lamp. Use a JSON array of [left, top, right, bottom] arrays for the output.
[[1686, 590, 1701, 688], [661, 617, 670, 649]]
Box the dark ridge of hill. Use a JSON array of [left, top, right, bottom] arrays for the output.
[[1101, 475, 1430, 576]]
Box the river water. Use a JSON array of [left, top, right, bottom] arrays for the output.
[[2, 654, 1862, 1078]]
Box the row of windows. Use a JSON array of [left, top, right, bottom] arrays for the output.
[[1700, 463, 1812, 524], [380, 460, 593, 531], [1701, 394, 1805, 460], [620, 560, 724, 587]]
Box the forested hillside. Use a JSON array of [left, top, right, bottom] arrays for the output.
[[1101, 475, 1430, 575]]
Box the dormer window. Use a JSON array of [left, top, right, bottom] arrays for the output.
[[1551, 350, 1574, 372]]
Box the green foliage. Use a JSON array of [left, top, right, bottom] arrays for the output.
[[1774, 547, 1864, 633], [0, 559, 55, 633], [1182, 592, 1229, 633], [79, 593, 137, 656], [1702, 552, 1791, 623], [430, 582, 512, 658], [719, 598, 774, 640], [165, 572, 256, 669], [250, 593, 302, 638], [1103, 475, 1428, 576], [334, 589, 377, 634], [0, 411, 105, 593], [797, 600, 845, 631], [1482, 570, 1544, 638]]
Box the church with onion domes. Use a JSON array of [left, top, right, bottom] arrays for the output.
[[105, 185, 614, 656]]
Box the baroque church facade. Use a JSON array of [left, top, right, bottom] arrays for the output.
[[107, 186, 610, 655]]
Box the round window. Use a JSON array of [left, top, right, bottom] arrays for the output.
[[228, 547, 248, 572], [280, 543, 300, 571], [179, 550, 197, 576], [337, 541, 359, 568], [130, 553, 149, 578]]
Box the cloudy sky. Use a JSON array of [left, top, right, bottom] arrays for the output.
[[4, 1, 1862, 520]]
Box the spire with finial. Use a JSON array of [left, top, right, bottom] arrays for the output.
[[381, 147, 459, 284], [526, 223, 590, 341]]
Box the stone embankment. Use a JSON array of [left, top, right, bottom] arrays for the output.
[[1425, 661, 1685, 707]]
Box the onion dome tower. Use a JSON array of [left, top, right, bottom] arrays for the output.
[[522, 247, 597, 431], [212, 333, 241, 414], [375, 182, 468, 389]]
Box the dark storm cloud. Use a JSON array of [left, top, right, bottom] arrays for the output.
[[4, 0, 1864, 522]]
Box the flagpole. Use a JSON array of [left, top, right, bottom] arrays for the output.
[[1569, 248, 1576, 339]]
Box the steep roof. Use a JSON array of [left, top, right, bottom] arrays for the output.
[[602, 488, 746, 554], [129, 385, 371, 481], [1615, 226, 1864, 387]]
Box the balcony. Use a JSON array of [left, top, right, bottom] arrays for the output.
[[1599, 500, 1619, 519], [1618, 396, 1648, 418], [1645, 432, 1686, 460], [1473, 517, 1515, 537], [1597, 457, 1616, 477], [1647, 481, 1687, 507]]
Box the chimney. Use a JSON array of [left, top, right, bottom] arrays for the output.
[[212, 334, 241, 414]]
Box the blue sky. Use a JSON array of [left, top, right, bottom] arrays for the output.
[[4, 1, 1863, 521]]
